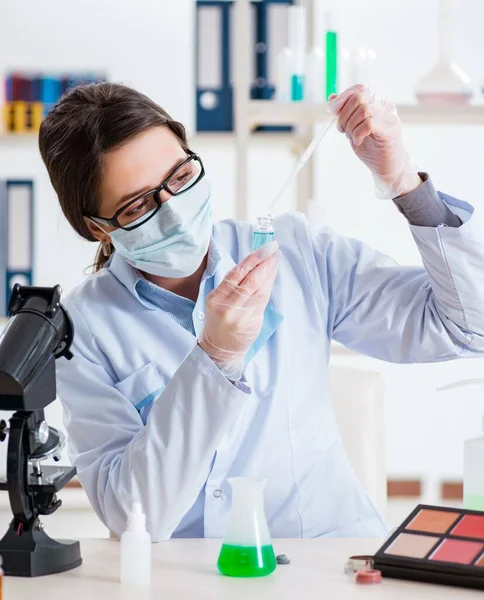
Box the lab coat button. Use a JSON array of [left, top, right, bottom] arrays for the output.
[[213, 489, 222, 498], [197, 310, 205, 322]]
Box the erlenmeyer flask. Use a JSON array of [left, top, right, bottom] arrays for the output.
[[415, 0, 473, 105], [217, 477, 276, 578]]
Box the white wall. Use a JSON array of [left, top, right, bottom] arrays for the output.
[[1, 0, 484, 489], [0, 0, 195, 294]]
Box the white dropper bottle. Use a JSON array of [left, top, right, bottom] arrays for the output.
[[120, 502, 152, 585]]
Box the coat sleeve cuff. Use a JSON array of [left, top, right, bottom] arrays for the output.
[[393, 172, 461, 228]]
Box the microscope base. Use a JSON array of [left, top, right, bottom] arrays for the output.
[[0, 519, 82, 577]]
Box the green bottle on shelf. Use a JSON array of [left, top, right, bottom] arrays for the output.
[[325, 11, 338, 100]]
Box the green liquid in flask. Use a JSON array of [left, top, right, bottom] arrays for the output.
[[217, 543, 277, 578]]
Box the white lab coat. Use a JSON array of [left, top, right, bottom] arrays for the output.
[[56, 195, 484, 541]]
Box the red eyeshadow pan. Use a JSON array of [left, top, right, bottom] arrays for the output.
[[431, 539, 483, 565], [452, 515, 484, 540]]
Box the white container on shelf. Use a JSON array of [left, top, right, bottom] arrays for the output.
[[306, 46, 325, 103], [275, 47, 293, 102], [350, 48, 377, 89]]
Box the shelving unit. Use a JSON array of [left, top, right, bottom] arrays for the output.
[[189, 131, 302, 146], [0, 133, 38, 140], [0, 131, 309, 148], [248, 100, 484, 127], [233, 0, 484, 220]]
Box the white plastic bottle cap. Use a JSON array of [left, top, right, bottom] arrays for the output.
[[128, 502, 146, 532]]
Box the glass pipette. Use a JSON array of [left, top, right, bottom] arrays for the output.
[[267, 114, 335, 215], [252, 110, 336, 251]]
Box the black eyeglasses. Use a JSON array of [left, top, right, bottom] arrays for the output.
[[90, 152, 205, 231]]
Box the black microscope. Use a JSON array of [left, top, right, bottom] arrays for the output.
[[0, 284, 82, 576]]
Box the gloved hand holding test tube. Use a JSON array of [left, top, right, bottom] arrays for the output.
[[252, 104, 336, 251]]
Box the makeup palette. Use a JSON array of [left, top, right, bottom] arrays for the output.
[[374, 504, 484, 590]]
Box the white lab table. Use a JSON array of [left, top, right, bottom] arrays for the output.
[[6, 538, 482, 599]]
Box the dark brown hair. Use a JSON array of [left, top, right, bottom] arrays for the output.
[[39, 82, 190, 271]]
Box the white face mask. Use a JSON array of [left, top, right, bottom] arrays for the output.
[[108, 178, 212, 278]]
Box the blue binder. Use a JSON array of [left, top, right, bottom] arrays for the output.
[[1, 180, 34, 314], [251, 0, 293, 132], [0, 181, 6, 317], [5, 75, 13, 102], [196, 0, 294, 132], [41, 77, 62, 117], [251, 0, 293, 101], [196, 0, 232, 131]]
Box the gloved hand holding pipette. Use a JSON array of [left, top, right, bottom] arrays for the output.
[[328, 84, 421, 199]]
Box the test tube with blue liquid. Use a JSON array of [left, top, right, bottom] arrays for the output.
[[252, 216, 275, 251], [252, 111, 336, 252]]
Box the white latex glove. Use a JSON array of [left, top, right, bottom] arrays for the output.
[[198, 241, 280, 380], [329, 84, 421, 199]]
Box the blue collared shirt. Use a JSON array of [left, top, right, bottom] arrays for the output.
[[134, 242, 220, 334], [56, 184, 484, 541]]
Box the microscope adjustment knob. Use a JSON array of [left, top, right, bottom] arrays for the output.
[[0, 420, 8, 442], [35, 421, 50, 445]]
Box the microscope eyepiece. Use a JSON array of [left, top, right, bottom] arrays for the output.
[[0, 285, 74, 410]]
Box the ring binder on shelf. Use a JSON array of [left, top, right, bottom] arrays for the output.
[[0, 181, 6, 317], [196, 0, 293, 133], [2, 72, 108, 133], [0, 180, 34, 314], [196, 1, 233, 131]]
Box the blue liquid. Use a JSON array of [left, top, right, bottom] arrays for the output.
[[253, 231, 275, 251], [291, 75, 304, 101]]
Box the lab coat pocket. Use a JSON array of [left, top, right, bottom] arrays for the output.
[[115, 362, 165, 423]]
